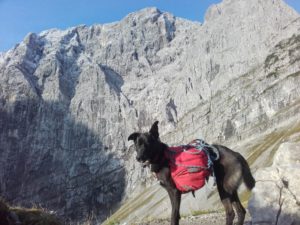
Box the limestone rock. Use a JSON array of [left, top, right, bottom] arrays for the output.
[[248, 142, 300, 225]]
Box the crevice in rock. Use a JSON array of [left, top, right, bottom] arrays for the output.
[[275, 184, 284, 225], [281, 178, 300, 206]]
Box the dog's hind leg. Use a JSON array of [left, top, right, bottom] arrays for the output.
[[230, 191, 246, 225], [220, 196, 235, 225], [216, 180, 235, 225]]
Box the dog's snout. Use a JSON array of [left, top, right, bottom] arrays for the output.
[[136, 155, 146, 162]]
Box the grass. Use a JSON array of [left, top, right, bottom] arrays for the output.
[[246, 122, 300, 168], [239, 190, 252, 207], [102, 185, 158, 225], [105, 219, 120, 225], [244, 93, 300, 167], [12, 207, 61, 225], [0, 197, 62, 225], [246, 129, 284, 167], [191, 209, 219, 217]]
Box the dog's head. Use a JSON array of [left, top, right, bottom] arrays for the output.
[[128, 121, 160, 167]]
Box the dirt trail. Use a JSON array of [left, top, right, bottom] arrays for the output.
[[134, 212, 251, 225]]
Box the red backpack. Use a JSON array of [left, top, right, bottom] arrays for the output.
[[165, 139, 217, 193]]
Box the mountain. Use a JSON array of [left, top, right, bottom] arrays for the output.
[[0, 0, 299, 224]]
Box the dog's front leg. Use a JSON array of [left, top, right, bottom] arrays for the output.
[[156, 167, 182, 225], [166, 187, 181, 225]]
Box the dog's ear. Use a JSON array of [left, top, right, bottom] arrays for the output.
[[149, 121, 159, 139], [128, 132, 140, 142]]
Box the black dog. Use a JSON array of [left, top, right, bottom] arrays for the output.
[[128, 121, 255, 225]]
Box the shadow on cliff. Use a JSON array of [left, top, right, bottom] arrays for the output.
[[0, 98, 125, 224]]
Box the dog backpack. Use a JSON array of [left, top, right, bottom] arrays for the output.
[[165, 139, 218, 193]]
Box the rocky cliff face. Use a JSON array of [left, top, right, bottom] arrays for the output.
[[0, 0, 299, 224]]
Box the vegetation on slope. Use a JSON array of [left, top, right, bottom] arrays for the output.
[[0, 197, 62, 225]]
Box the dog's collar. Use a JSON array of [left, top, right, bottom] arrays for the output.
[[150, 152, 168, 173]]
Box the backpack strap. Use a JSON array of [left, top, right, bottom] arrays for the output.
[[189, 139, 219, 164]]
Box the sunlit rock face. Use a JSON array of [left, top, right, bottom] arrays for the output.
[[248, 141, 300, 225], [0, 0, 299, 223]]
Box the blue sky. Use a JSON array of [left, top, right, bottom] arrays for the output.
[[0, 0, 299, 52]]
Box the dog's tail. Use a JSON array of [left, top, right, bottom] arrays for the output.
[[239, 154, 255, 190]]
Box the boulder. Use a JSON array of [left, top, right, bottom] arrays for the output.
[[248, 141, 300, 225]]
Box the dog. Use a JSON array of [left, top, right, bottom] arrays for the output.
[[128, 121, 255, 225]]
